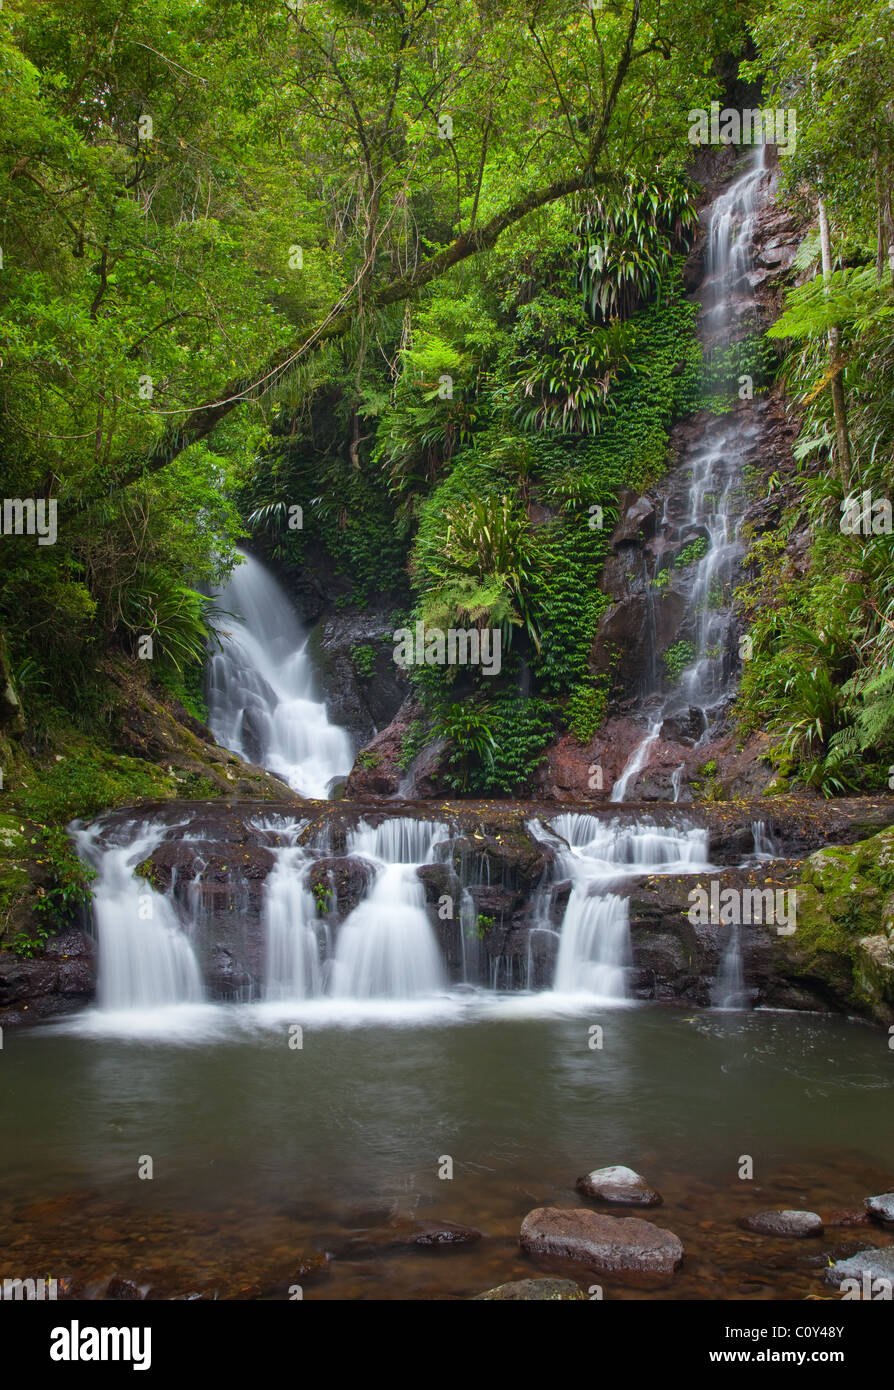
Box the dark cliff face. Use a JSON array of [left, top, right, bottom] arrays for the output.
[[5, 795, 891, 1028]]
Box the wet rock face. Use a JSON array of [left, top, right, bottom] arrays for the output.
[[309, 604, 408, 747], [520, 1206, 684, 1287], [343, 697, 421, 799], [306, 856, 374, 924], [0, 928, 95, 1026]]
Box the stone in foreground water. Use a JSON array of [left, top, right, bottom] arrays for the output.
[[825, 1246, 894, 1288], [864, 1192, 894, 1226], [742, 1210, 824, 1238], [575, 1165, 663, 1207], [520, 1206, 683, 1287], [474, 1278, 587, 1301]]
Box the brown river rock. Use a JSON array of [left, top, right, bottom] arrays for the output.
[[520, 1207, 684, 1287]]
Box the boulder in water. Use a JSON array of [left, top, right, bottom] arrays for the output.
[[474, 1278, 587, 1300], [741, 1210, 823, 1238], [575, 1165, 663, 1207], [825, 1245, 894, 1289], [520, 1206, 683, 1286], [332, 1219, 482, 1258], [864, 1192, 894, 1226]]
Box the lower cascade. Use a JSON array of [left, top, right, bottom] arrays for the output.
[[531, 814, 714, 1001], [75, 822, 203, 1010], [74, 809, 742, 1014]]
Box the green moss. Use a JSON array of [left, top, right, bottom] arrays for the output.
[[567, 682, 608, 743], [0, 814, 31, 944], [350, 644, 376, 680], [779, 828, 894, 1019], [134, 858, 162, 890], [10, 745, 172, 824]]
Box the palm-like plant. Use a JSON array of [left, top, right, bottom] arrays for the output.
[[577, 175, 698, 323], [510, 324, 632, 435], [418, 493, 542, 653]]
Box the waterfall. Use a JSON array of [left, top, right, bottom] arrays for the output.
[[75, 822, 203, 1010], [257, 819, 323, 1000], [712, 925, 747, 1010], [611, 716, 662, 803], [553, 892, 631, 997], [207, 550, 353, 798], [611, 147, 769, 801], [532, 817, 713, 1000], [752, 820, 776, 859], [330, 819, 447, 999]]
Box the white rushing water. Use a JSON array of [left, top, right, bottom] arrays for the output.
[[73, 807, 763, 1030], [531, 815, 713, 1001], [751, 820, 777, 859], [255, 818, 324, 1001], [711, 923, 747, 1010], [331, 819, 447, 999], [260, 816, 448, 1001], [612, 147, 769, 801], [74, 821, 203, 1010], [207, 550, 353, 798]]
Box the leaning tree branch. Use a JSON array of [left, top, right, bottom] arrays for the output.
[[73, 1, 641, 507]]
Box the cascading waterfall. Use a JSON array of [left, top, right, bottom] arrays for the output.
[[73, 806, 777, 1019], [611, 717, 662, 803], [752, 820, 777, 859], [711, 924, 747, 1011], [612, 147, 769, 801], [532, 815, 713, 1000], [74, 821, 203, 1010], [68, 161, 779, 1025], [331, 819, 447, 999], [254, 818, 324, 1001], [207, 550, 353, 798]]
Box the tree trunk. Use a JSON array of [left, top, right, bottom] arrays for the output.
[[817, 195, 852, 491]]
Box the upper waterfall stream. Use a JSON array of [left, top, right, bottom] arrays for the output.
[[207, 550, 353, 799], [612, 147, 769, 801]]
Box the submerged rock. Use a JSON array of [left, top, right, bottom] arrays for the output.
[[520, 1206, 683, 1287], [865, 1193, 894, 1226], [474, 1278, 587, 1301], [333, 1219, 482, 1258], [104, 1276, 144, 1300], [825, 1246, 894, 1288], [575, 1165, 663, 1207], [741, 1210, 823, 1238]]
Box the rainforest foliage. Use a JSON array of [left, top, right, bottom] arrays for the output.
[[0, 0, 892, 806]]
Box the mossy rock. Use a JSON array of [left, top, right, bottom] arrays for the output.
[[473, 1277, 588, 1301], [777, 827, 894, 1022], [0, 814, 31, 942]]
